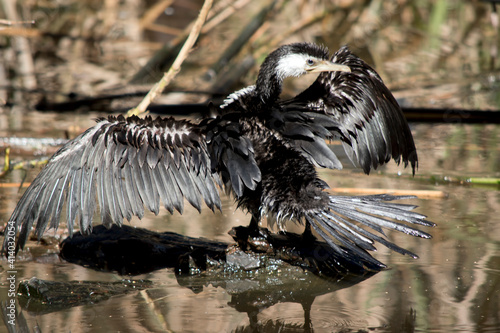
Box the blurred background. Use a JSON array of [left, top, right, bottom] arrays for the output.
[[1, 0, 500, 111], [0, 0, 499, 332]]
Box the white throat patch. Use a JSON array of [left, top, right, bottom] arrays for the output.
[[275, 53, 311, 80]]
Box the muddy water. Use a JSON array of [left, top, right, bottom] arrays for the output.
[[0, 111, 498, 332]]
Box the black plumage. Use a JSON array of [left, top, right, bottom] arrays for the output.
[[2, 43, 434, 268]]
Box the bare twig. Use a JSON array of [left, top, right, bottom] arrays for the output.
[[129, 0, 247, 84], [171, 0, 240, 44], [139, 0, 175, 33], [144, 23, 183, 36], [127, 0, 214, 117], [0, 27, 40, 37], [2, 147, 9, 173], [201, 0, 252, 33], [329, 188, 447, 199], [0, 182, 31, 188], [0, 19, 35, 26], [0, 148, 48, 179]]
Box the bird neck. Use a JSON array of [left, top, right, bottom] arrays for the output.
[[255, 68, 283, 107]]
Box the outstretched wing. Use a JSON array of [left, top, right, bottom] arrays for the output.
[[282, 45, 417, 175], [201, 111, 261, 198], [4, 115, 222, 252]]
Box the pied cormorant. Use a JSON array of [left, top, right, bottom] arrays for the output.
[[2, 43, 434, 268]]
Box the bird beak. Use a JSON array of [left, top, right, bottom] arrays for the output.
[[309, 60, 351, 73]]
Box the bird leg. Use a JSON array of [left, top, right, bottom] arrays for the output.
[[228, 213, 272, 252], [301, 223, 317, 243], [248, 213, 261, 234]]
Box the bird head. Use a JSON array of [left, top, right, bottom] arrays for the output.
[[275, 48, 351, 80], [256, 43, 351, 104]]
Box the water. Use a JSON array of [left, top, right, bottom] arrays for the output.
[[0, 113, 499, 332], [1, 1, 500, 331]]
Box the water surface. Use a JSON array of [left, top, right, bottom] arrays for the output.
[[1, 112, 499, 332], [1, 1, 500, 331]]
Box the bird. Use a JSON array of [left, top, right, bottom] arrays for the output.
[[2, 42, 434, 269]]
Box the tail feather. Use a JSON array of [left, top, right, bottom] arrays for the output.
[[306, 194, 434, 266], [306, 214, 386, 269], [330, 203, 432, 239], [319, 211, 377, 250], [341, 198, 431, 225]]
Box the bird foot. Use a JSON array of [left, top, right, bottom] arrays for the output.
[[228, 225, 273, 253]]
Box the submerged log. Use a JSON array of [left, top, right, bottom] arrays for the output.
[[59, 224, 228, 276], [17, 277, 153, 314], [13, 225, 379, 317], [59, 224, 382, 277]]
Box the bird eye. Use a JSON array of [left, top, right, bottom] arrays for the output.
[[306, 59, 315, 66]]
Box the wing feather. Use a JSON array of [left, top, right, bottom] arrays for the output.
[[281, 45, 417, 174], [267, 110, 343, 170], [3, 115, 224, 253], [201, 113, 261, 198]]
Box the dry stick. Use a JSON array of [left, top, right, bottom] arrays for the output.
[[0, 156, 48, 179], [201, 0, 252, 33], [139, 0, 175, 31], [0, 19, 35, 26], [2, 148, 9, 173], [0, 183, 31, 188], [129, 1, 242, 84], [127, 0, 214, 117], [329, 188, 447, 199], [0, 27, 40, 37], [172, 0, 242, 43], [0, 184, 449, 199], [145, 24, 184, 36], [129, 0, 241, 84]]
